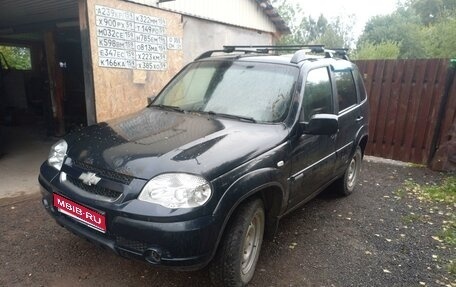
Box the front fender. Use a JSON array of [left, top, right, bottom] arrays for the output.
[[213, 167, 286, 219], [209, 167, 287, 253]]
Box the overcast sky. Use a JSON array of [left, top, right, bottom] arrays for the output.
[[287, 0, 399, 39]]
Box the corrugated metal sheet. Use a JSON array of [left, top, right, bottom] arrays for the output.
[[157, 0, 287, 33], [0, 0, 78, 29], [0, 0, 289, 35]]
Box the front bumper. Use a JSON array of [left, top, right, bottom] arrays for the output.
[[39, 171, 220, 270]]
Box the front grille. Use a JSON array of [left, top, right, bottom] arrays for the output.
[[67, 175, 122, 200], [116, 236, 148, 253], [73, 160, 134, 185]]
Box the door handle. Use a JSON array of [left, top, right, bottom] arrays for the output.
[[355, 116, 364, 122]]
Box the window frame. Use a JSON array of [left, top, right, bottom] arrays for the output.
[[333, 68, 358, 114], [353, 67, 367, 103], [0, 43, 33, 71], [300, 65, 335, 123]]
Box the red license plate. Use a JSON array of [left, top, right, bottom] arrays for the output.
[[53, 193, 106, 233]]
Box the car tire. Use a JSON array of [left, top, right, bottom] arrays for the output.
[[336, 146, 362, 196], [209, 198, 265, 287]]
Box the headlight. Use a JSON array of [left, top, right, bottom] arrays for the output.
[[48, 139, 68, 170], [138, 173, 212, 209]]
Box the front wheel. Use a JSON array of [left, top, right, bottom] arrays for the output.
[[210, 198, 265, 287], [336, 146, 362, 196]]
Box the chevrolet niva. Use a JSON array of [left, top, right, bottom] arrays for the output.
[[40, 45, 369, 287]]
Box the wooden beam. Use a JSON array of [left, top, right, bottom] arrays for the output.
[[43, 31, 65, 136], [78, 0, 96, 125]]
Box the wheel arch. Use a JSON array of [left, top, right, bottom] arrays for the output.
[[211, 169, 287, 261], [358, 134, 369, 156]]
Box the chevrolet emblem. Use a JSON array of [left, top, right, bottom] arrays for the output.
[[78, 172, 101, 186]]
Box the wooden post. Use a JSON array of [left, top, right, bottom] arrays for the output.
[[44, 31, 65, 136], [79, 0, 97, 125]]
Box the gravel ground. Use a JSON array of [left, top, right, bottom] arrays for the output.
[[0, 159, 454, 287]]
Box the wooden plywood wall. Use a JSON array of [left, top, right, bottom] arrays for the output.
[[85, 0, 184, 122]]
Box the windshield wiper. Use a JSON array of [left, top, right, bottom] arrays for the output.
[[204, 111, 256, 123], [149, 104, 185, 113]]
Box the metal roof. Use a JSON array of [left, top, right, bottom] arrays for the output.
[[0, 0, 78, 30], [0, 0, 290, 35], [254, 0, 290, 34]]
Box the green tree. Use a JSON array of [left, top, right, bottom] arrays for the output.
[[357, 0, 456, 59], [273, 0, 354, 48], [316, 15, 355, 48], [423, 17, 456, 58], [357, 9, 427, 58], [411, 0, 456, 25], [352, 41, 401, 60], [0, 45, 32, 70]]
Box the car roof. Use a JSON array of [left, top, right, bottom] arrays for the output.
[[195, 53, 354, 70]]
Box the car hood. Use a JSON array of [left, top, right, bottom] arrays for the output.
[[66, 108, 288, 180]]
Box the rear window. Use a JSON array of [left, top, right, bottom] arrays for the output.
[[334, 70, 357, 112]]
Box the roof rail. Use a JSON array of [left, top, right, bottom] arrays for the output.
[[195, 45, 350, 62], [291, 46, 350, 63], [194, 47, 269, 61], [324, 48, 350, 61], [223, 45, 325, 52]]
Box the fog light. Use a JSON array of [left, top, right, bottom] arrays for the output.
[[145, 249, 161, 263], [42, 198, 49, 208]]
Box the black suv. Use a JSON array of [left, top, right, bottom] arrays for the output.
[[39, 45, 368, 287]]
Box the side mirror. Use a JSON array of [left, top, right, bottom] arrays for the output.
[[303, 114, 338, 135], [147, 95, 156, 105]]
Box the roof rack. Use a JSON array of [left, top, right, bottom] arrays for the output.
[[194, 45, 350, 62], [194, 47, 269, 61], [325, 48, 350, 61], [224, 45, 325, 52]]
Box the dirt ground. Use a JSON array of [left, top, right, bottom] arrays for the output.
[[0, 159, 455, 287]]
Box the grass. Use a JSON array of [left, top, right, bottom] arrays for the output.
[[421, 176, 456, 204], [401, 176, 456, 277], [407, 162, 426, 168], [449, 260, 456, 276], [401, 213, 425, 224], [438, 220, 456, 246], [403, 176, 456, 204]]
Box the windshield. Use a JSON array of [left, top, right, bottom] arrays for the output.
[[153, 61, 299, 123]]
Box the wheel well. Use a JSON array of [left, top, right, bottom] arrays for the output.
[[359, 135, 368, 156], [252, 186, 283, 239]]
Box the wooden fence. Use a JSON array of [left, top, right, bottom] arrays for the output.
[[355, 59, 456, 170]]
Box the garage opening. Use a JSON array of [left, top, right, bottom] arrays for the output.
[[0, 28, 87, 136], [0, 0, 87, 196]]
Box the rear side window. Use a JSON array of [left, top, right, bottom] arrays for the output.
[[354, 68, 367, 101], [334, 70, 357, 112], [303, 67, 333, 122]]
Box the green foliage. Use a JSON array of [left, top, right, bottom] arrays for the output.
[[274, 0, 456, 59], [357, 0, 456, 59], [403, 176, 456, 204], [0, 45, 32, 70], [353, 41, 401, 60], [273, 0, 353, 48], [449, 260, 456, 275], [402, 176, 456, 250], [422, 176, 456, 203], [358, 10, 427, 58], [423, 17, 456, 58], [411, 0, 456, 25]]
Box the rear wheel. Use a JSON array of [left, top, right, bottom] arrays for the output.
[[336, 146, 362, 196], [210, 198, 265, 287]]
